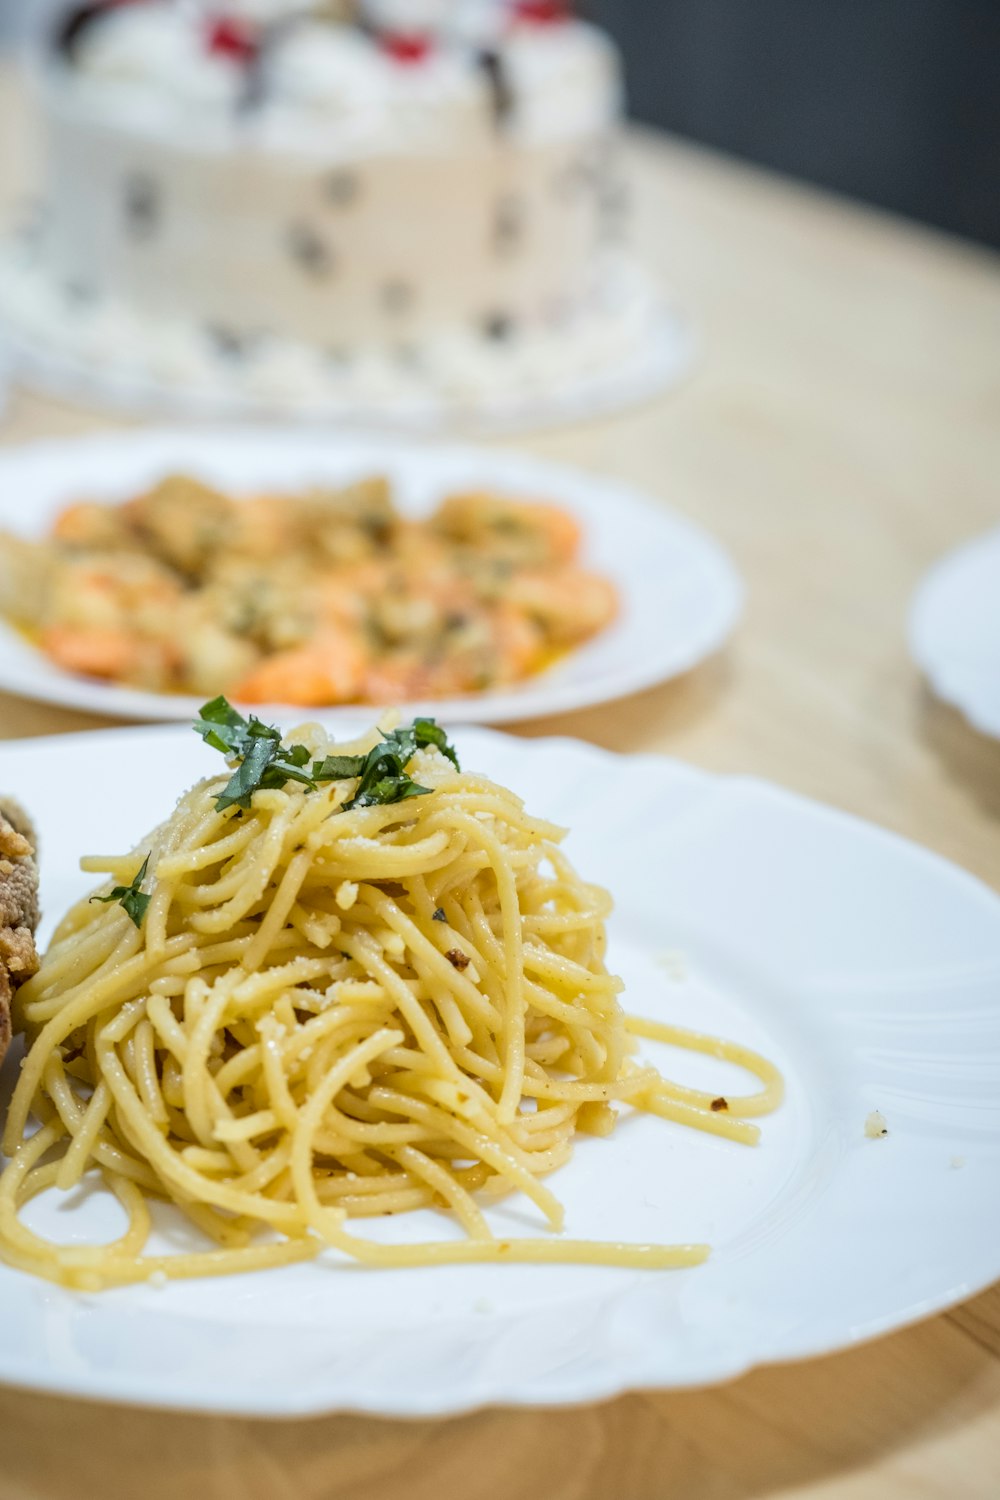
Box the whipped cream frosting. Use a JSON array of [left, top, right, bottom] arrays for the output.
[[504, 21, 622, 141], [72, 7, 246, 111], [264, 25, 493, 147], [66, 4, 619, 147]]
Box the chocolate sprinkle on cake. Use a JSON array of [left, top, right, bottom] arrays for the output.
[[287, 222, 336, 278], [206, 324, 250, 360], [482, 312, 514, 343], [123, 172, 160, 239], [325, 170, 360, 208], [493, 195, 524, 255], [477, 49, 515, 127]]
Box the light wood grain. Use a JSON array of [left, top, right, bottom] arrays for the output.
[[1, 90, 999, 1499]]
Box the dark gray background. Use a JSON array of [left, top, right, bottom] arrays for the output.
[[588, 0, 1000, 249]]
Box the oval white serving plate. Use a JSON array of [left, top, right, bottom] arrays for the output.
[[0, 725, 998, 1417], [909, 526, 1000, 739], [0, 427, 739, 727]]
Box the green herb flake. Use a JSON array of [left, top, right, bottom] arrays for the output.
[[312, 753, 367, 781], [409, 718, 461, 770], [348, 776, 432, 811], [213, 734, 279, 812], [193, 698, 460, 816], [341, 748, 428, 812], [195, 699, 319, 811], [90, 853, 152, 930], [192, 695, 256, 755]]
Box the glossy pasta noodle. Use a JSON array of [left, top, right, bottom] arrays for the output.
[[0, 721, 782, 1290]]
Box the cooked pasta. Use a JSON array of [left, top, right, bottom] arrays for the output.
[[0, 712, 782, 1290]]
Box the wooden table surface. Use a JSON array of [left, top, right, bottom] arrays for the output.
[[1, 102, 999, 1498]]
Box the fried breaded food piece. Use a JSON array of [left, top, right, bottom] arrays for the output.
[[0, 798, 40, 1066]]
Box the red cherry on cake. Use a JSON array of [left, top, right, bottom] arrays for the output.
[[512, 0, 570, 23], [380, 32, 433, 64], [204, 15, 259, 65]]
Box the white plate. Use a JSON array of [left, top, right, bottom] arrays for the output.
[[0, 244, 694, 436], [0, 725, 998, 1417], [0, 427, 740, 726], [909, 527, 1000, 739]]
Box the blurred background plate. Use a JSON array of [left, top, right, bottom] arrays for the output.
[[0, 426, 743, 725], [909, 527, 1000, 740]]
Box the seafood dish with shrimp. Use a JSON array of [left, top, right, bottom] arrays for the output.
[[0, 474, 617, 706]]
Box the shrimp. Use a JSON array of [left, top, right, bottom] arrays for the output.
[[39, 627, 177, 689], [231, 627, 369, 706], [433, 493, 582, 565], [51, 502, 133, 551], [316, 558, 394, 629], [490, 603, 546, 681], [123, 475, 233, 579], [362, 654, 434, 703], [47, 554, 183, 636], [35, 554, 185, 687], [40, 626, 138, 680], [228, 497, 292, 562], [363, 651, 493, 702], [362, 605, 543, 702], [233, 478, 396, 565], [175, 613, 261, 699], [506, 568, 618, 646], [301, 476, 394, 535], [198, 558, 318, 651]]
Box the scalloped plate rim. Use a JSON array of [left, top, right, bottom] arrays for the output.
[[0, 725, 997, 1415], [909, 525, 1000, 739]]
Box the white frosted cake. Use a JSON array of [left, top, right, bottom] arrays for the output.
[[1, 1, 683, 424]]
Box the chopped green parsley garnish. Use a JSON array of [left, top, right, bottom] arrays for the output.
[[193, 696, 316, 811], [194, 697, 460, 814], [90, 853, 152, 929]]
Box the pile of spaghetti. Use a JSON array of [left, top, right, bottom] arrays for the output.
[[0, 704, 781, 1289]]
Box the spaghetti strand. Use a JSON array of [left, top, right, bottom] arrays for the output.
[[0, 727, 782, 1289]]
